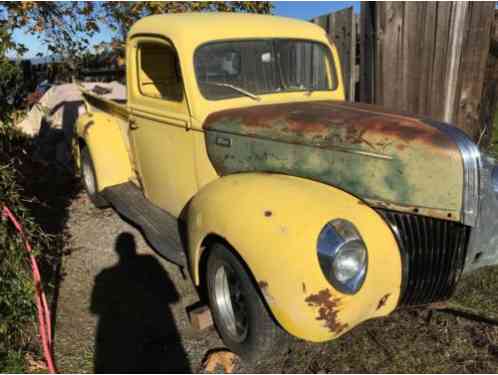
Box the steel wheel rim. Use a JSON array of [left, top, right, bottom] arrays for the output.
[[82, 156, 95, 195], [213, 263, 248, 342]]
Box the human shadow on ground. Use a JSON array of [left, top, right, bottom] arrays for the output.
[[90, 232, 191, 373]]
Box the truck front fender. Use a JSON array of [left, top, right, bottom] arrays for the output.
[[75, 113, 132, 191], [187, 173, 402, 342]]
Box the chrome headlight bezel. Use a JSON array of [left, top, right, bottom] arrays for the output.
[[317, 219, 368, 294]]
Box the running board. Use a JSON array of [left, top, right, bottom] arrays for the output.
[[102, 182, 187, 266]]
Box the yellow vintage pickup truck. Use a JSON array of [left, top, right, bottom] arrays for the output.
[[74, 13, 498, 361]]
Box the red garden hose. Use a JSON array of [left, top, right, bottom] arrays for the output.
[[2, 205, 57, 373]]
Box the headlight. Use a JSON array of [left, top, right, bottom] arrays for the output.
[[317, 219, 368, 294]]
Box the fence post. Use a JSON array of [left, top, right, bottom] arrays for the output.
[[443, 2, 468, 123], [359, 2, 376, 103]]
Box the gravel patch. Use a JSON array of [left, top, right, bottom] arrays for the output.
[[54, 193, 224, 373]]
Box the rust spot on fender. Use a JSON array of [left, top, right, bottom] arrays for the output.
[[81, 120, 95, 137], [258, 280, 274, 303], [305, 289, 348, 334], [377, 293, 391, 310], [258, 280, 269, 289]]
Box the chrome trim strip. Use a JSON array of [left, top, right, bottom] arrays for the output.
[[426, 120, 480, 227]]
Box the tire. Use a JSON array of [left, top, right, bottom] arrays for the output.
[[80, 146, 108, 208], [206, 242, 287, 362]]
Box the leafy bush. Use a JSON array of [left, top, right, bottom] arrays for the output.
[[0, 32, 26, 126], [0, 126, 54, 372]]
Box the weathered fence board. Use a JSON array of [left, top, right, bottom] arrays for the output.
[[455, 3, 495, 140], [479, 9, 498, 146], [362, 1, 495, 141], [359, 2, 375, 103], [427, 3, 451, 119], [313, 2, 495, 140], [313, 7, 357, 101], [328, 7, 356, 101]]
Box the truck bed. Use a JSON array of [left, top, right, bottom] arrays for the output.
[[80, 86, 130, 120], [78, 85, 139, 186]]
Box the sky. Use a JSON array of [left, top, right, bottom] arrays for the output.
[[12, 1, 359, 59], [274, 1, 358, 19]]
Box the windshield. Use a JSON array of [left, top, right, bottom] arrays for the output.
[[194, 39, 337, 100]]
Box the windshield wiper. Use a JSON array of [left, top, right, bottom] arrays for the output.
[[202, 82, 261, 101]]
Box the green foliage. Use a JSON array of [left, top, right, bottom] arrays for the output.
[[0, 62, 22, 124], [0, 350, 25, 373], [485, 109, 498, 158], [1, 2, 99, 71], [0, 1, 273, 77], [0, 46, 23, 126], [0, 21, 31, 128], [0, 127, 54, 372], [99, 1, 273, 45]]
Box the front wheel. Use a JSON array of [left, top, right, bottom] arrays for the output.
[[206, 242, 287, 362]]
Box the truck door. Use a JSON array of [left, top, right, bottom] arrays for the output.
[[127, 36, 197, 218]]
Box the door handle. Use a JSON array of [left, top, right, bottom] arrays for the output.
[[129, 119, 139, 130]]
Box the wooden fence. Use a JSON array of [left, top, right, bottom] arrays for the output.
[[481, 9, 498, 145], [312, 2, 497, 142], [312, 7, 358, 102]]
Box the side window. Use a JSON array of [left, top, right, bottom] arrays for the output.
[[137, 41, 183, 101]]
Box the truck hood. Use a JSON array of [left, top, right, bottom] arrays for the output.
[[203, 100, 466, 222]]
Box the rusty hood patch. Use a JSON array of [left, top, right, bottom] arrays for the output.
[[204, 101, 457, 154], [203, 100, 465, 221], [305, 288, 349, 335]]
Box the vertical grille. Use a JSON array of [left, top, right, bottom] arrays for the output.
[[377, 209, 470, 306]]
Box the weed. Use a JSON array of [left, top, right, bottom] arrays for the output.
[[486, 110, 498, 158], [0, 350, 26, 373], [0, 126, 60, 371]]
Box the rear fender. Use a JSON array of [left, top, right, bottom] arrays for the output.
[[186, 173, 402, 342], [75, 113, 132, 191]]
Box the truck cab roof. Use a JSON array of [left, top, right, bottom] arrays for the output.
[[128, 12, 329, 48]]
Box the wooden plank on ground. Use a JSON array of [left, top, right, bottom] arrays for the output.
[[188, 304, 213, 331]]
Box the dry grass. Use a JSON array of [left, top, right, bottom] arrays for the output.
[[247, 268, 498, 373]]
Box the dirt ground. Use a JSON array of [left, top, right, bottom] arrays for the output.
[[53, 190, 498, 373]]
